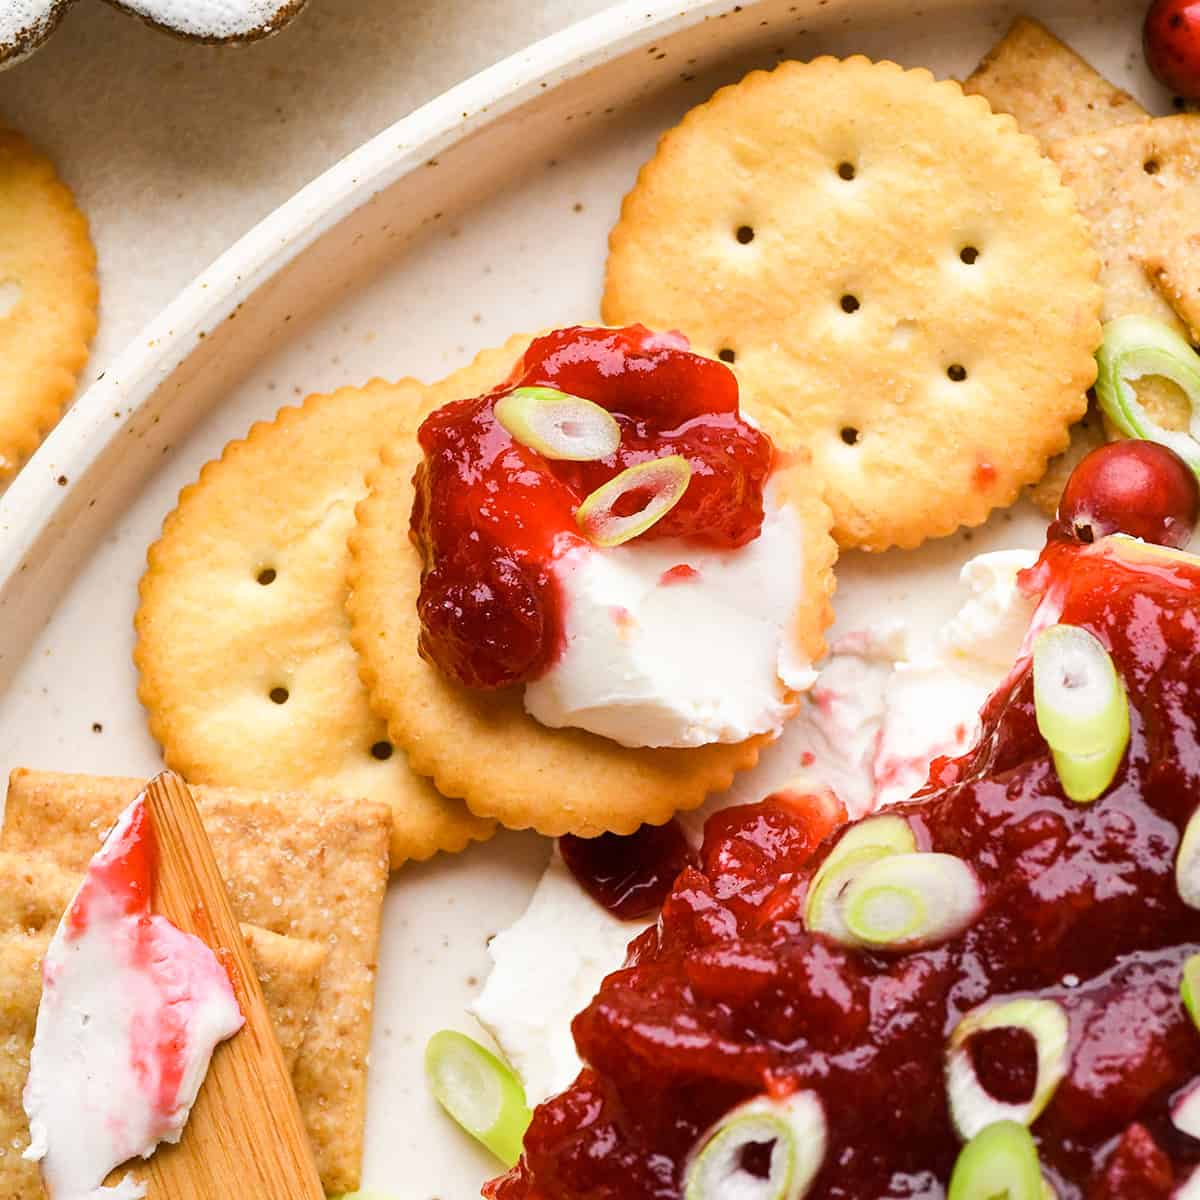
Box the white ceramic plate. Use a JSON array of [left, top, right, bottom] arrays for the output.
[[0, 1, 1168, 1195]]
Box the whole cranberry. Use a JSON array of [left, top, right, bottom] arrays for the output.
[[1145, 0, 1200, 99], [1059, 440, 1199, 549]]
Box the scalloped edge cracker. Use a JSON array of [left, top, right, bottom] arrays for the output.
[[0, 770, 390, 1195], [602, 57, 1102, 550], [346, 339, 837, 838], [134, 374, 495, 867], [0, 128, 97, 482]]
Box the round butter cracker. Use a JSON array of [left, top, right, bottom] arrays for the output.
[[0, 128, 97, 482], [133, 348, 540, 867], [603, 57, 1103, 551], [347, 344, 836, 839]]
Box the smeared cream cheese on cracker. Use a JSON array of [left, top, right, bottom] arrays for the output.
[[524, 486, 816, 749], [23, 793, 243, 1199]]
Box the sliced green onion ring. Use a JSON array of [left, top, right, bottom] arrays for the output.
[[1177, 811, 1200, 911], [1183, 954, 1200, 1026], [1095, 316, 1200, 473], [575, 455, 692, 547], [494, 386, 621, 462], [683, 1091, 826, 1200], [1173, 1079, 1200, 1140], [804, 816, 917, 942], [946, 998, 1070, 1140], [425, 1030, 532, 1167], [1032, 624, 1130, 804], [839, 852, 983, 951], [947, 1121, 1044, 1200]]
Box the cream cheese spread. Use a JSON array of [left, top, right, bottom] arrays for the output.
[[524, 488, 816, 749], [23, 794, 243, 1199]]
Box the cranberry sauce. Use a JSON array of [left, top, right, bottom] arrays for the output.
[[560, 821, 695, 921], [410, 326, 773, 689], [487, 535, 1200, 1200]]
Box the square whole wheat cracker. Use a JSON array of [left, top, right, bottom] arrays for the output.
[[963, 16, 1148, 146], [1, 771, 391, 1195], [964, 17, 1200, 511], [0, 924, 325, 1200], [0, 848, 326, 1075], [0, 846, 327, 1200], [1049, 114, 1200, 433]]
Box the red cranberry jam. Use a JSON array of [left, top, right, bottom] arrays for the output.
[[486, 532, 1200, 1199], [410, 326, 773, 689], [560, 820, 695, 921]]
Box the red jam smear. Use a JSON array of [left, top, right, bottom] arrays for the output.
[[66, 795, 157, 938], [410, 326, 773, 689], [560, 821, 694, 921], [487, 532, 1200, 1199]]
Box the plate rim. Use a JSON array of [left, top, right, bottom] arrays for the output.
[[0, 0, 761, 586]]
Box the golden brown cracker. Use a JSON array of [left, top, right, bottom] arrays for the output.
[[236, 924, 327, 1073], [1027, 396, 1107, 517], [1050, 115, 1200, 436], [0, 934, 50, 1200], [602, 58, 1102, 551], [0, 128, 97, 482], [1, 771, 391, 1195], [0, 844, 325, 1073], [0, 933, 322, 1200], [134, 369, 498, 866], [963, 16, 1148, 147], [346, 341, 836, 837], [1144, 247, 1200, 344], [0, 866, 327, 1200]]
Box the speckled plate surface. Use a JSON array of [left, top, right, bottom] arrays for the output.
[[0, 1, 1167, 1195]]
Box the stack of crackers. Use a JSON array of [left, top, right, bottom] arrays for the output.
[[963, 17, 1200, 511], [0, 770, 391, 1198]]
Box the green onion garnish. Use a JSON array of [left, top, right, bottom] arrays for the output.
[[804, 815, 917, 944], [947, 1121, 1044, 1200], [1032, 624, 1130, 804], [425, 1030, 532, 1167], [683, 1091, 827, 1200], [946, 998, 1069, 1140], [575, 455, 692, 547], [494, 386, 622, 462], [839, 852, 982, 951], [1177, 811, 1200, 911], [1183, 954, 1200, 1028], [1095, 315, 1200, 474]]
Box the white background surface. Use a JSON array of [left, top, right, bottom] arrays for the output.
[[0, 0, 615, 381]]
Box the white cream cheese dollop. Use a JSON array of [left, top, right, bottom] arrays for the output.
[[472, 853, 635, 1106], [23, 794, 243, 1200], [524, 489, 815, 749], [477, 549, 1041, 1105]]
